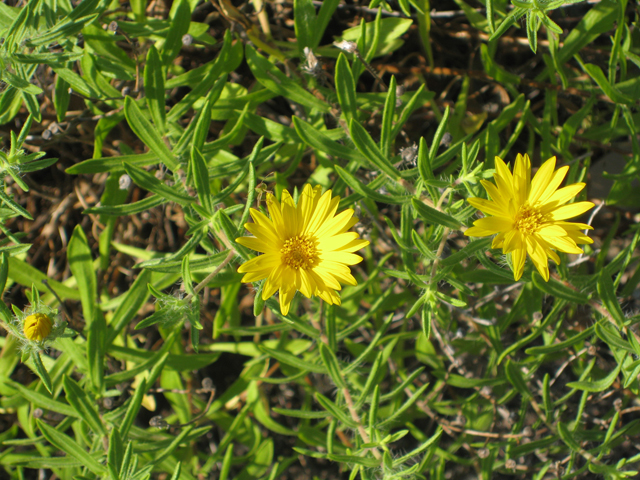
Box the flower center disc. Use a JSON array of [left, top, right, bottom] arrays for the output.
[[281, 235, 317, 270], [514, 204, 543, 235]]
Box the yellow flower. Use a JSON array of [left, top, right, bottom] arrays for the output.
[[23, 313, 53, 341], [236, 184, 370, 315], [465, 154, 594, 281]]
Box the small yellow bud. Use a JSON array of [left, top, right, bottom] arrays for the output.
[[23, 313, 53, 341]]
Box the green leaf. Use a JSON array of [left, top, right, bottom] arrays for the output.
[[314, 393, 359, 428], [161, 0, 191, 66], [68, 225, 97, 328], [440, 237, 491, 267], [583, 63, 633, 104], [292, 116, 363, 164], [245, 44, 329, 113], [258, 345, 326, 374], [532, 272, 590, 304], [525, 326, 595, 355], [335, 166, 407, 205], [191, 148, 213, 214], [349, 119, 401, 180], [597, 271, 626, 329], [4, 379, 78, 418], [377, 382, 430, 428], [124, 163, 193, 206], [335, 53, 357, 123], [2, 70, 43, 95], [318, 343, 346, 389], [566, 361, 622, 392], [294, 0, 317, 52], [124, 96, 178, 171], [37, 420, 107, 476], [143, 45, 166, 134], [31, 352, 52, 394], [504, 359, 531, 401], [62, 376, 106, 437], [411, 198, 461, 229]]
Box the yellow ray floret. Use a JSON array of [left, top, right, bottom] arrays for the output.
[[237, 184, 370, 315], [465, 154, 595, 281]]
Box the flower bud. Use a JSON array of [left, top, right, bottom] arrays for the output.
[[23, 313, 53, 341]]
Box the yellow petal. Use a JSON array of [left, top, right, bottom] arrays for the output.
[[236, 236, 274, 253], [492, 231, 506, 249], [526, 236, 549, 281], [339, 238, 370, 253], [241, 268, 272, 283], [238, 253, 280, 273], [511, 247, 526, 281], [305, 190, 335, 235], [478, 180, 507, 206], [513, 153, 531, 189], [465, 225, 493, 237], [549, 201, 595, 221], [503, 229, 523, 254], [555, 221, 593, 231], [317, 232, 360, 252], [467, 196, 509, 217], [315, 209, 355, 238], [537, 225, 569, 237], [472, 216, 513, 234], [539, 183, 586, 212], [494, 156, 514, 196], [542, 235, 584, 254], [528, 156, 556, 204], [536, 165, 569, 205], [279, 284, 297, 315], [320, 251, 363, 265]]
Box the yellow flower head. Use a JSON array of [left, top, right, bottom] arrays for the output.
[[23, 313, 53, 341], [236, 184, 370, 315], [465, 154, 595, 281]]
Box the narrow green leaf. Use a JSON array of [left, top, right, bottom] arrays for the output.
[[314, 393, 359, 428], [294, 0, 317, 52], [597, 272, 626, 329], [526, 326, 595, 355], [429, 106, 450, 164], [292, 116, 363, 164], [161, 0, 191, 66], [532, 272, 590, 304], [143, 45, 166, 134], [566, 361, 622, 392], [62, 376, 106, 437], [245, 44, 329, 112], [37, 420, 106, 476], [318, 343, 346, 389], [68, 225, 97, 327], [31, 352, 52, 394], [259, 345, 326, 373], [583, 63, 633, 104], [4, 379, 77, 418], [123, 163, 193, 206], [85, 194, 168, 216], [191, 148, 213, 214], [124, 96, 178, 171], [335, 166, 407, 205], [505, 359, 531, 401], [411, 229, 437, 261], [440, 237, 491, 266], [349, 119, 401, 180], [335, 53, 357, 123], [411, 198, 461, 229], [377, 382, 430, 428]]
